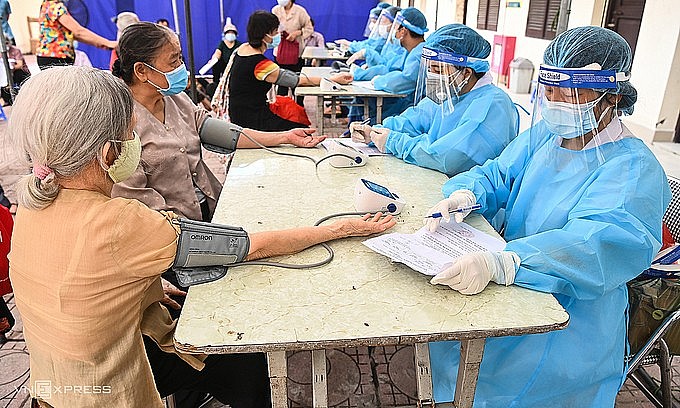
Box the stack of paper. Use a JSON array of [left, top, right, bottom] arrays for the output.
[[363, 221, 505, 276]]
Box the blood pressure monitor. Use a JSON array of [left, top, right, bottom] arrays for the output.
[[354, 178, 405, 215]]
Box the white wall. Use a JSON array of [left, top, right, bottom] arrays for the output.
[[409, 0, 464, 35], [466, 0, 549, 85], [8, 0, 42, 54], [623, 0, 680, 143]]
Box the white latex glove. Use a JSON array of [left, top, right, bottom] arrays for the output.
[[430, 251, 520, 295], [424, 189, 476, 232], [346, 49, 366, 65], [370, 127, 390, 153], [350, 122, 374, 144]]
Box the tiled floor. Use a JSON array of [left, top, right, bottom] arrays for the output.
[[1, 64, 679, 407]]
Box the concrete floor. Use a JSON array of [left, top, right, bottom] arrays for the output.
[[1, 58, 679, 407]]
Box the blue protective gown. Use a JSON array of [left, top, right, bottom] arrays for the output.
[[379, 83, 518, 176], [351, 42, 425, 123], [430, 120, 671, 407], [353, 42, 409, 82], [364, 39, 405, 67], [349, 37, 386, 54]]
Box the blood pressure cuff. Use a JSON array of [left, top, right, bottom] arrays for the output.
[[274, 68, 300, 88], [172, 218, 250, 287], [199, 118, 242, 155]]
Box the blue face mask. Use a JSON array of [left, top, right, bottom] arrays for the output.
[[145, 63, 189, 96], [266, 33, 281, 49], [541, 94, 608, 139]]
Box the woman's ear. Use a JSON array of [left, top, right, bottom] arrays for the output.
[[133, 62, 148, 83]]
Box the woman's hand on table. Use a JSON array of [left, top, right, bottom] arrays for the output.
[[160, 278, 187, 310], [333, 212, 396, 238], [286, 128, 326, 147], [330, 72, 353, 85]]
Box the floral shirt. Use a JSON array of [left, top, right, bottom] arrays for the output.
[[37, 0, 74, 59]]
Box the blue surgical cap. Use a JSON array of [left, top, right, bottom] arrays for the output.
[[425, 24, 491, 72], [369, 7, 381, 19], [401, 7, 428, 35], [376, 2, 391, 10], [385, 6, 401, 20], [544, 26, 637, 115]]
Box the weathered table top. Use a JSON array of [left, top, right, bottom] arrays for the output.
[[174, 147, 569, 354]]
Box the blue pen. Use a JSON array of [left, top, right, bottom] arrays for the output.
[[425, 204, 482, 219]]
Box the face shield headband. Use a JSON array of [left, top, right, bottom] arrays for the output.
[[532, 64, 632, 170], [415, 47, 486, 114]]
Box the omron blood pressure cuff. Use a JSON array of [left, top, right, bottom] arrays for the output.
[[198, 118, 242, 155], [274, 69, 300, 88], [172, 218, 250, 287]]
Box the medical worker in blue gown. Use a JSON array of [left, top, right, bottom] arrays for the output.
[[350, 24, 518, 176], [423, 26, 671, 407], [346, 8, 427, 124], [346, 7, 405, 72], [336, 3, 391, 55]]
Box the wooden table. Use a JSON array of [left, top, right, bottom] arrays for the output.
[[296, 67, 405, 134], [174, 148, 570, 407], [301, 46, 349, 66]]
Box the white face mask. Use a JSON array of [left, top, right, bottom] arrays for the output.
[[224, 33, 237, 42], [277, 0, 290, 6], [377, 24, 391, 38], [541, 94, 609, 139]]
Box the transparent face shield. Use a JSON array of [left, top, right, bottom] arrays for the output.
[[363, 12, 379, 38], [366, 10, 395, 42], [414, 47, 478, 118], [531, 64, 628, 171], [385, 12, 405, 49]]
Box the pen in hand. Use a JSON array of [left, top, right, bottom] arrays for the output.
[[425, 204, 482, 219]]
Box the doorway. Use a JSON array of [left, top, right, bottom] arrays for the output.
[[605, 0, 646, 56]]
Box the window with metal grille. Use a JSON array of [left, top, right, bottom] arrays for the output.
[[526, 0, 561, 40], [477, 0, 500, 31]]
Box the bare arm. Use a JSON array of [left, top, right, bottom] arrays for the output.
[[246, 213, 395, 260], [236, 127, 326, 148], [266, 69, 353, 87], [58, 13, 116, 49], [211, 49, 222, 61]]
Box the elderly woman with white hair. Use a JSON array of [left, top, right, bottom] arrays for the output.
[[8, 66, 395, 408]]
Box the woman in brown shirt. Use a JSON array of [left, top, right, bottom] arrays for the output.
[[111, 22, 324, 223], [8, 66, 395, 407]]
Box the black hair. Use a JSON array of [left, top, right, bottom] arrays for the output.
[[454, 66, 485, 79], [156, 18, 169, 25], [112, 22, 175, 84], [310, 18, 315, 27], [247, 11, 280, 48]]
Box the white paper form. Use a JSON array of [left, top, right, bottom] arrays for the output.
[[363, 221, 506, 276], [352, 81, 376, 90]]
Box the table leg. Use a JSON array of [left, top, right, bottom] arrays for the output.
[[363, 99, 369, 122], [453, 338, 485, 408], [311, 349, 328, 408], [330, 97, 337, 125], [376, 96, 383, 124], [267, 351, 288, 408], [316, 96, 324, 135], [414, 343, 435, 408]]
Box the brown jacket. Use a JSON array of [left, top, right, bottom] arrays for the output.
[[112, 93, 223, 220], [271, 3, 313, 57], [9, 190, 204, 408]]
